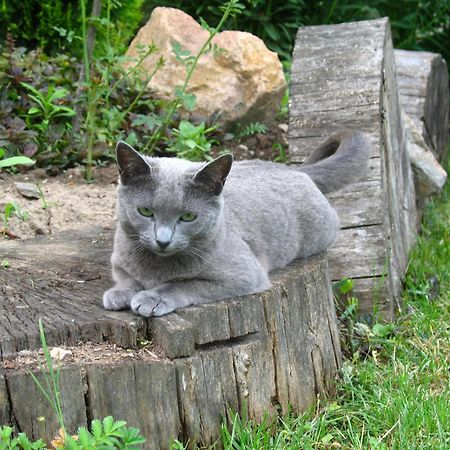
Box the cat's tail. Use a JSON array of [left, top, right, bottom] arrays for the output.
[[298, 130, 371, 194]]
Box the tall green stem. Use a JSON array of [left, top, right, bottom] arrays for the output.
[[104, 0, 112, 111], [104, 44, 158, 103], [80, 0, 90, 84], [142, 1, 238, 154]]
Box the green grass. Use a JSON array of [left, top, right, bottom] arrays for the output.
[[173, 161, 450, 449]]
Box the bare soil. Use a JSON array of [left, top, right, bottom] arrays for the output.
[[1, 341, 162, 373], [0, 123, 288, 241], [1, 166, 118, 240]]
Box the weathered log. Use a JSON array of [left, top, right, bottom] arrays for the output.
[[0, 227, 341, 448], [395, 49, 449, 163], [289, 18, 419, 318]]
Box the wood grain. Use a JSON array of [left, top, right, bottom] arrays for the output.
[[1, 228, 341, 448], [289, 18, 420, 318]]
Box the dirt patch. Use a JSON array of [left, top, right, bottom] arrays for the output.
[[2, 341, 162, 373], [0, 122, 288, 241], [0, 166, 118, 240]]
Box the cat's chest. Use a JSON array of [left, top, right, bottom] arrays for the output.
[[127, 252, 205, 288]]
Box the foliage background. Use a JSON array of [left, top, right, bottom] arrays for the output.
[[0, 0, 449, 168], [0, 0, 145, 56], [1, 0, 449, 64]]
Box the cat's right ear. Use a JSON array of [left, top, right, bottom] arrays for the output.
[[193, 153, 233, 195], [116, 141, 151, 184]]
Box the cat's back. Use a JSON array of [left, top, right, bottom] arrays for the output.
[[225, 159, 315, 200], [223, 159, 339, 269]]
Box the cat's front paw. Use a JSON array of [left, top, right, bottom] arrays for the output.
[[103, 288, 135, 311], [130, 291, 177, 317]]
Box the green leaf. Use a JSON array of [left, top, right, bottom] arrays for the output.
[[17, 433, 33, 450], [0, 426, 13, 439], [28, 107, 41, 115], [77, 427, 92, 448], [186, 139, 197, 149], [131, 114, 159, 130], [125, 132, 139, 147], [49, 87, 68, 101], [174, 88, 197, 111], [182, 93, 196, 111], [0, 156, 35, 169], [321, 433, 334, 444], [103, 416, 114, 435], [0, 148, 4, 158], [4, 202, 17, 221], [64, 435, 80, 450], [336, 277, 354, 294], [372, 323, 395, 338], [178, 120, 195, 135], [49, 106, 76, 118], [20, 81, 41, 97], [171, 41, 192, 61], [91, 419, 103, 440], [110, 420, 127, 433]]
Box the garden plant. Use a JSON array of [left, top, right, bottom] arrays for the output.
[[0, 0, 449, 448]]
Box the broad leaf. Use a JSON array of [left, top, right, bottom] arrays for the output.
[[0, 156, 35, 168]]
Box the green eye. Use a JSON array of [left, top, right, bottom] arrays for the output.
[[138, 207, 154, 217], [180, 212, 197, 222]]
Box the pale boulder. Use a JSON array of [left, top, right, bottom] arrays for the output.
[[125, 7, 287, 129], [403, 112, 447, 202]]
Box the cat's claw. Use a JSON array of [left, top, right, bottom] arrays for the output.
[[103, 288, 135, 310], [130, 291, 176, 317]]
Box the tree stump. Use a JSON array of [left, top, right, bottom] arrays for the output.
[[289, 18, 420, 318], [0, 227, 341, 448]]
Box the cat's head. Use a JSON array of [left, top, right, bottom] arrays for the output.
[[115, 141, 233, 257]]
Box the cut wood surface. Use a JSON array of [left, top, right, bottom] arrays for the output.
[[0, 227, 341, 448], [289, 18, 419, 318]]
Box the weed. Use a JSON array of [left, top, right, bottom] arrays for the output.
[[0, 148, 34, 169], [0, 426, 46, 450], [20, 82, 76, 133], [276, 87, 289, 121], [334, 277, 396, 360], [20, 320, 147, 449], [167, 120, 218, 161], [0, 418, 145, 450], [272, 143, 288, 163], [2, 202, 29, 236], [235, 122, 268, 139], [36, 185, 50, 210], [1, 259, 10, 268]]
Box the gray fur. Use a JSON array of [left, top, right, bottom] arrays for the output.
[[103, 130, 370, 317]]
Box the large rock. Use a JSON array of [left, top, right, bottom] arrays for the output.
[[403, 112, 447, 203], [125, 7, 287, 130]]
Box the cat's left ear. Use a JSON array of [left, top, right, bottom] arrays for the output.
[[116, 141, 151, 184], [193, 154, 233, 195]]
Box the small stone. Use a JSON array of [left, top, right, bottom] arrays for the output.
[[278, 123, 289, 133], [50, 347, 73, 361], [223, 133, 235, 141], [237, 144, 249, 152], [14, 182, 40, 199]]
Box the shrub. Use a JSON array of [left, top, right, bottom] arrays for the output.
[[141, 0, 450, 66], [0, 0, 145, 57]]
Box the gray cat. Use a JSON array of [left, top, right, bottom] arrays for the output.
[[103, 130, 370, 317]]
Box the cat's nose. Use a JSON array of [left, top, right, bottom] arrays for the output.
[[156, 239, 170, 250]]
